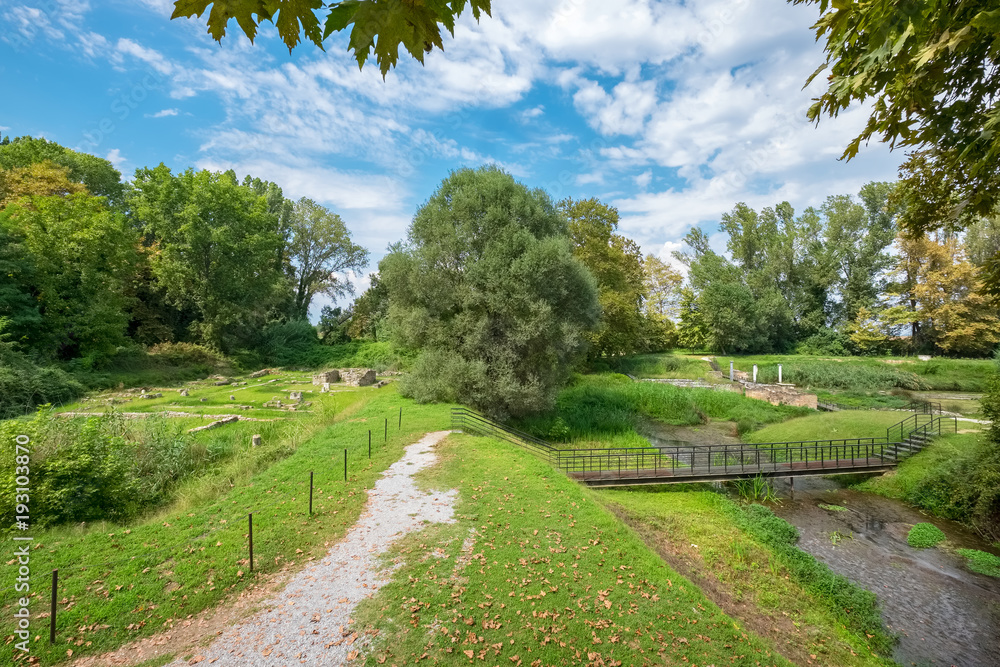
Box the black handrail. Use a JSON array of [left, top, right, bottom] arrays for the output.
[[452, 404, 956, 484]]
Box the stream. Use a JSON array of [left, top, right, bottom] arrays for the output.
[[767, 476, 1000, 667]]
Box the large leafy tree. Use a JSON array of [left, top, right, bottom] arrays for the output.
[[794, 1, 1000, 289], [0, 136, 124, 206], [882, 231, 1000, 356], [286, 197, 368, 320], [561, 198, 647, 358], [381, 166, 599, 419], [171, 0, 492, 76], [642, 254, 683, 323], [129, 165, 286, 352], [0, 194, 139, 361]]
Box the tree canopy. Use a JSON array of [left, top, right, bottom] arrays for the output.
[[381, 166, 599, 419], [795, 1, 1000, 295], [171, 0, 492, 76]]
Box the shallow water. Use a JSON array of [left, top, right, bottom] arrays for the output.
[[768, 477, 1000, 667]]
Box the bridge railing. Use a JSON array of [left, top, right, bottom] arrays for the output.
[[450, 408, 556, 462], [552, 438, 893, 480]]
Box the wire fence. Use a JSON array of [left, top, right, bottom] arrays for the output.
[[3, 410, 408, 651]]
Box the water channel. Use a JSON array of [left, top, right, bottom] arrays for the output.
[[768, 476, 1000, 667], [641, 423, 1000, 666]]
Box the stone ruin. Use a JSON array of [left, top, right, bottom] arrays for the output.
[[313, 370, 340, 385], [249, 368, 271, 379], [341, 368, 377, 387], [289, 391, 303, 402], [744, 385, 818, 410], [312, 368, 377, 387]]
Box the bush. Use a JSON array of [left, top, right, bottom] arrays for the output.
[[955, 549, 1000, 578], [0, 409, 227, 527], [794, 329, 851, 356], [259, 319, 323, 366], [907, 522, 946, 548], [0, 343, 84, 418]]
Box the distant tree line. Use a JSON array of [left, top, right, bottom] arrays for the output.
[[673, 182, 1000, 357], [0, 135, 367, 371]]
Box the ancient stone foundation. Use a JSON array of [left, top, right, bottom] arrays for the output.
[[341, 368, 377, 386], [744, 384, 818, 409], [313, 370, 340, 385]]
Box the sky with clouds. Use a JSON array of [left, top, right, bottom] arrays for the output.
[[1, 0, 905, 317]]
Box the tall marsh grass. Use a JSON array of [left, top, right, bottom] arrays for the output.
[[515, 373, 810, 443]]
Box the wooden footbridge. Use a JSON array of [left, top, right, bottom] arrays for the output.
[[451, 404, 958, 487]]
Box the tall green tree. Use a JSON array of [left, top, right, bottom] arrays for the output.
[[129, 166, 285, 352], [560, 198, 646, 357], [0, 193, 138, 361], [286, 197, 368, 320], [822, 182, 900, 323], [795, 0, 1000, 222], [381, 166, 599, 419]]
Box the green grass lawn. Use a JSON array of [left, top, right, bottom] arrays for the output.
[[724, 354, 995, 392], [0, 387, 449, 666], [351, 433, 807, 666], [598, 489, 895, 665], [742, 411, 910, 444]]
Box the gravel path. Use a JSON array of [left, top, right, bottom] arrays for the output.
[[172, 430, 455, 666]]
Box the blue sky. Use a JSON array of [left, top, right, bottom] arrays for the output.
[[1, 0, 904, 316]]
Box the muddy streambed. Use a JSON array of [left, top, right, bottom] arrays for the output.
[[767, 476, 1000, 667]]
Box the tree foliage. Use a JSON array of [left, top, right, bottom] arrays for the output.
[[675, 183, 901, 355], [382, 166, 599, 419], [171, 0, 492, 76], [129, 165, 288, 352], [1, 193, 139, 361], [795, 0, 1000, 221], [561, 198, 647, 358], [286, 197, 368, 320]]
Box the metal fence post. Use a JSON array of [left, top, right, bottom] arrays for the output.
[[49, 569, 57, 644]]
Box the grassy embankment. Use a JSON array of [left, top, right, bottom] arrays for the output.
[[854, 430, 1000, 543], [608, 351, 992, 414], [349, 433, 894, 666], [742, 411, 913, 445], [0, 380, 445, 666], [727, 354, 993, 393], [514, 374, 811, 449]]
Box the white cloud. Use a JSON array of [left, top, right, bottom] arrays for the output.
[[634, 170, 652, 189], [114, 38, 174, 75], [105, 148, 126, 171], [147, 108, 180, 118], [519, 105, 544, 123]]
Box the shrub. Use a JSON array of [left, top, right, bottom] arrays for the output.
[[0, 408, 227, 527], [794, 329, 851, 356], [259, 319, 322, 366], [0, 343, 84, 418], [955, 549, 1000, 578], [907, 522, 946, 548]]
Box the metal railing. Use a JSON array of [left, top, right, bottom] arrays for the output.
[[451, 408, 556, 462], [453, 399, 957, 484]]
